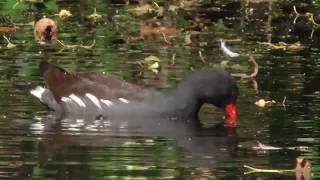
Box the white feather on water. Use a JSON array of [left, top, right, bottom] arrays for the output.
[[220, 39, 240, 58]]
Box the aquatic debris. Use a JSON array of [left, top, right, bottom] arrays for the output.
[[2, 35, 16, 49], [179, 0, 201, 11], [144, 55, 160, 74], [128, 4, 154, 16], [252, 141, 281, 150], [252, 141, 309, 152], [244, 157, 311, 179], [128, 1, 164, 16], [293, 5, 319, 27], [295, 157, 312, 180], [144, 55, 160, 63], [168, 5, 180, 12], [140, 21, 180, 40], [220, 39, 240, 58], [254, 99, 276, 108], [86, 8, 102, 24], [244, 164, 294, 174], [0, 26, 20, 33], [57, 40, 95, 50], [292, 5, 320, 38], [185, 34, 192, 45], [258, 41, 304, 51], [231, 56, 259, 79], [34, 18, 58, 44], [128, 55, 161, 74], [56, 9, 72, 19], [198, 51, 206, 63], [282, 96, 287, 109]]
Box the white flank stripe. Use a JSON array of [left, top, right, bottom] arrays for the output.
[[85, 93, 102, 109], [61, 96, 71, 102], [100, 99, 113, 107], [30, 86, 46, 99], [220, 40, 240, 58], [119, 98, 129, 103], [69, 94, 86, 107]]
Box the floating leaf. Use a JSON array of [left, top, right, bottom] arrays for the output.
[[56, 9, 72, 19], [148, 62, 159, 70], [150, 68, 159, 74], [2, 35, 16, 49], [144, 55, 160, 63], [7, 42, 16, 49]]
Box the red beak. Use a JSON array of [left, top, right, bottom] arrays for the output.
[[224, 103, 238, 128]]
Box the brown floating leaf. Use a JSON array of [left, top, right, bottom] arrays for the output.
[[140, 22, 180, 40]]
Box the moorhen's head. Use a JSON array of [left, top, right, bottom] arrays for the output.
[[176, 69, 239, 128]]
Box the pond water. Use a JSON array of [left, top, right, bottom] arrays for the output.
[[0, 0, 319, 179]]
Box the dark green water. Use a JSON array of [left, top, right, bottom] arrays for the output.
[[0, 0, 319, 179]]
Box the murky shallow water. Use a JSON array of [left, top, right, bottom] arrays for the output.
[[0, 1, 319, 179]]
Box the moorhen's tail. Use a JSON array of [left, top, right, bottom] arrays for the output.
[[13, 81, 61, 111]]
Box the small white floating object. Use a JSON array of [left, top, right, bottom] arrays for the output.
[[255, 99, 276, 108], [220, 39, 240, 58]]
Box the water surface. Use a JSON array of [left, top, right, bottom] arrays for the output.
[[0, 1, 319, 179]]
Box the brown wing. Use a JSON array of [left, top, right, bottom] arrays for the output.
[[40, 61, 146, 102]]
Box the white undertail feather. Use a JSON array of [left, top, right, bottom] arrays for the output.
[[100, 99, 113, 107], [30, 86, 61, 111], [220, 39, 240, 58], [119, 98, 129, 103], [69, 94, 86, 107], [30, 86, 46, 99], [85, 93, 102, 109], [61, 96, 72, 103]]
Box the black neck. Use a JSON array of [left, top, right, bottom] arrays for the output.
[[139, 84, 203, 119]]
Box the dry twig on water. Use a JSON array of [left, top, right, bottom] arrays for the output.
[[198, 50, 206, 63], [243, 165, 294, 175], [171, 53, 176, 65], [292, 6, 320, 38], [244, 157, 312, 180], [57, 40, 95, 50], [231, 56, 258, 79], [161, 32, 172, 45]]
